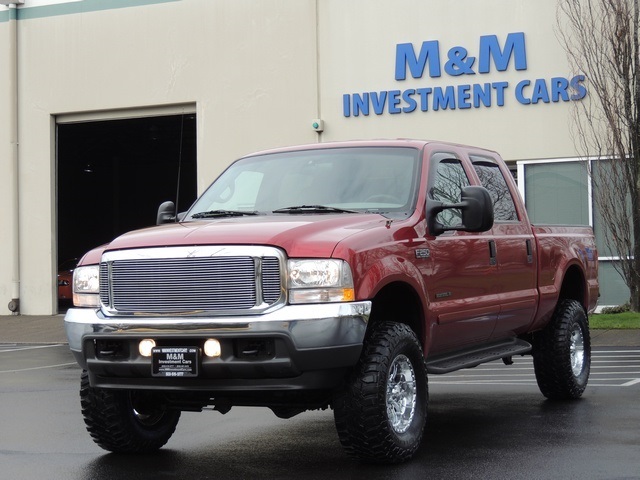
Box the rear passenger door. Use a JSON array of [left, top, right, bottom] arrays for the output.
[[423, 150, 500, 353], [470, 154, 538, 338]]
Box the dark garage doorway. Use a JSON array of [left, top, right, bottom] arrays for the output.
[[56, 114, 197, 310]]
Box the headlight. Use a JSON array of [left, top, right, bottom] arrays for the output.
[[72, 265, 100, 307], [288, 259, 355, 304]]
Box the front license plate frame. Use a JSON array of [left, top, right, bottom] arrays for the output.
[[152, 347, 199, 377]]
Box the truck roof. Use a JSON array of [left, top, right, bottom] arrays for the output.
[[242, 139, 500, 158]]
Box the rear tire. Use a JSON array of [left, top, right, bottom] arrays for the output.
[[333, 322, 428, 463], [80, 370, 181, 452], [532, 299, 591, 400]]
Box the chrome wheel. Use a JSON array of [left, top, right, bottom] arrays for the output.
[[132, 407, 165, 426], [131, 392, 166, 426], [570, 323, 585, 376], [386, 354, 417, 434]]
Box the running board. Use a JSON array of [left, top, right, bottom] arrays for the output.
[[426, 338, 532, 374]]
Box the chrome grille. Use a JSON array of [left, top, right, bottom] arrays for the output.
[[261, 257, 281, 304], [99, 246, 284, 315]]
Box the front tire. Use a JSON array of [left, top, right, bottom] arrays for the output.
[[333, 322, 428, 463], [80, 370, 181, 453], [532, 299, 591, 400]]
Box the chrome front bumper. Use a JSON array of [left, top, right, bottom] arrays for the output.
[[64, 302, 371, 390]]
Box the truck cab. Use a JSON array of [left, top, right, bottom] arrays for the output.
[[65, 139, 598, 463]]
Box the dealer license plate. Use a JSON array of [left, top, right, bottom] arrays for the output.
[[152, 347, 199, 377]]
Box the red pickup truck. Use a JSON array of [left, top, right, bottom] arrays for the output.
[[65, 139, 599, 463]]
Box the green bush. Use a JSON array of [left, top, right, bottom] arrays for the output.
[[600, 303, 630, 315]]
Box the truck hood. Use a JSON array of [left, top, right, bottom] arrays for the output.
[[99, 214, 389, 259]]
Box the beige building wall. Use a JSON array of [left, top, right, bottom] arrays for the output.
[[0, 0, 582, 314], [0, 9, 16, 313]]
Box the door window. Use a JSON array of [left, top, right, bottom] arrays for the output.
[[471, 156, 518, 222]]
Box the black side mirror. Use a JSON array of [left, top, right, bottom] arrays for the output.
[[427, 186, 494, 236], [460, 186, 494, 232], [157, 201, 176, 225]]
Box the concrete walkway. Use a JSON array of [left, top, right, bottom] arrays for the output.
[[1, 314, 640, 346]]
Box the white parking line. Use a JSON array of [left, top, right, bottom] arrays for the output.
[[593, 350, 640, 354], [591, 359, 640, 368], [0, 344, 65, 353], [0, 362, 77, 374], [431, 380, 538, 385]]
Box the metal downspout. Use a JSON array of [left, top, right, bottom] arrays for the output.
[[7, 4, 20, 314]]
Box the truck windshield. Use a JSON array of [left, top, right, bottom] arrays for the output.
[[186, 146, 421, 220]]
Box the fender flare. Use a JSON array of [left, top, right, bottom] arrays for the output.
[[354, 255, 432, 349]]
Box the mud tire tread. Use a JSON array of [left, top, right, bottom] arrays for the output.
[[333, 322, 428, 463], [532, 299, 591, 400], [80, 370, 180, 453]]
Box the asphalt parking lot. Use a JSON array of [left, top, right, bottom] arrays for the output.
[[0, 315, 639, 480]]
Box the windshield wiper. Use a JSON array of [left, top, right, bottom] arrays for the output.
[[191, 210, 260, 219], [272, 205, 359, 214]]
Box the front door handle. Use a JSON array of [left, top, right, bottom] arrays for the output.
[[526, 239, 533, 264], [489, 240, 497, 266]]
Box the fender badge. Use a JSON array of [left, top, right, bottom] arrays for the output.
[[415, 248, 430, 259]]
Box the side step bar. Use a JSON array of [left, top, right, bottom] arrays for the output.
[[426, 338, 532, 374]]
